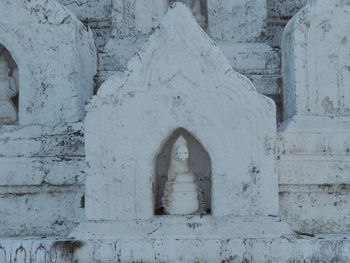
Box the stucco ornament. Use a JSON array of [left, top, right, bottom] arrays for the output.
[[162, 135, 202, 215], [0, 53, 18, 124], [71, 4, 292, 243]]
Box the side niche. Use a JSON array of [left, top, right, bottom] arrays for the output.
[[169, 0, 207, 28], [155, 128, 211, 215], [0, 45, 18, 125]]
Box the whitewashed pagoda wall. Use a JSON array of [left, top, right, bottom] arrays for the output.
[[85, 0, 282, 120], [57, 0, 309, 120], [2, 237, 350, 263], [82, 4, 279, 222], [278, 0, 350, 234], [0, 0, 349, 248], [56, 0, 350, 236], [0, 0, 96, 237]]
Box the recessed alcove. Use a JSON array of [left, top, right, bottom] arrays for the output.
[[154, 128, 211, 215], [76, 6, 283, 240], [168, 0, 207, 29], [0, 44, 19, 125]]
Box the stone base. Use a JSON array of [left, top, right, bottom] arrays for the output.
[[278, 115, 350, 160], [278, 115, 350, 234], [70, 215, 292, 240], [278, 115, 350, 186], [0, 122, 86, 237], [2, 235, 350, 262]]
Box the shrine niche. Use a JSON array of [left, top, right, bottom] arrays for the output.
[[0, 0, 96, 125], [0, 0, 96, 238], [155, 128, 211, 215], [71, 3, 291, 242], [0, 45, 18, 125]]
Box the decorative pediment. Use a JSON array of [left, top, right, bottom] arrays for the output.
[[84, 4, 278, 223]]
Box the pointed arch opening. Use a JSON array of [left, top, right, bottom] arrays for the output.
[[0, 44, 19, 125], [154, 127, 211, 215]]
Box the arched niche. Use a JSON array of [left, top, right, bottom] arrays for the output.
[[168, 0, 207, 29], [0, 0, 96, 125], [0, 44, 19, 125], [154, 128, 211, 215], [82, 5, 279, 223]]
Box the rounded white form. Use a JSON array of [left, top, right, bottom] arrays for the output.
[[162, 135, 200, 215]]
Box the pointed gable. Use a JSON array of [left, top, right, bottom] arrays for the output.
[[85, 3, 278, 221]]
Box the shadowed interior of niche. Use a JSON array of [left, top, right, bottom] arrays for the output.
[[154, 127, 211, 215], [0, 44, 19, 123]]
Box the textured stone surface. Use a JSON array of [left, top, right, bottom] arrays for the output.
[[208, 0, 267, 42], [0, 122, 86, 236], [111, 0, 167, 37], [83, 4, 278, 220], [0, 1, 349, 261], [278, 0, 350, 234], [57, 0, 113, 48], [280, 184, 350, 234], [0, 185, 84, 237], [57, 0, 112, 21], [100, 0, 281, 102], [2, 236, 350, 262], [282, 0, 350, 119], [0, 122, 86, 186], [0, 0, 96, 125], [0, 0, 95, 237], [56, 0, 311, 108], [278, 117, 350, 234], [267, 0, 307, 47], [85, 0, 286, 119], [71, 4, 287, 241]]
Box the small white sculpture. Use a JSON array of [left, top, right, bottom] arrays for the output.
[[171, 0, 206, 28], [162, 135, 203, 215], [0, 53, 19, 124]]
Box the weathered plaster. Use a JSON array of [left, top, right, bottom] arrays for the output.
[[278, 0, 350, 234]]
